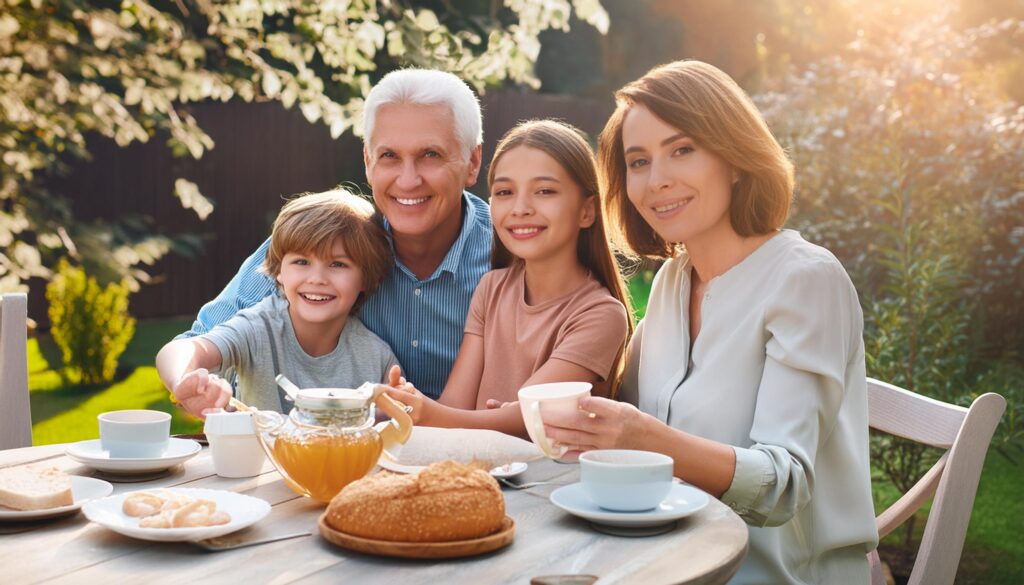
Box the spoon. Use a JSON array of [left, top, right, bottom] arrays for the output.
[[275, 374, 301, 402], [490, 461, 528, 479]]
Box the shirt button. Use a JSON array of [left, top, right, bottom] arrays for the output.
[[411, 340, 419, 348], [704, 293, 711, 301], [414, 288, 422, 296]]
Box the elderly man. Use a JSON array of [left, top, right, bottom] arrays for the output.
[[179, 69, 492, 399]]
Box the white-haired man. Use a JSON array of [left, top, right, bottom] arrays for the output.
[[177, 69, 492, 401]]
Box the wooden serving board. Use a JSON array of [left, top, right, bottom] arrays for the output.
[[317, 514, 515, 559]]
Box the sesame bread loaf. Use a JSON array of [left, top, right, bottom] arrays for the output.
[[326, 460, 505, 542], [0, 465, 74, 511]]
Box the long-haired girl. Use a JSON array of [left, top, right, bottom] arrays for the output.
[[386, 119, 631, 436]]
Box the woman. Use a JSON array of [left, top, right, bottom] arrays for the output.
[[542, 61, 878, 583]]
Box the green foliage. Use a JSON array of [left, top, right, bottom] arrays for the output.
[[757, 11, 1024, 353], [758, 7, 1024, 553], [861, 192, 973, 544], [0, 0, 608, 292], [45, 259, 136, 385]]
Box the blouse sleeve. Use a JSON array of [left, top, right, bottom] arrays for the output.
[[549, 298, 629, 381], [719, 258, 863, 527]]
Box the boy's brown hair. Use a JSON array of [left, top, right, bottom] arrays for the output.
[[261, 189, 392, 313]]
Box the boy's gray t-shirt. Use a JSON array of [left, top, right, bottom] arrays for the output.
[[204, 295, 399, 412]]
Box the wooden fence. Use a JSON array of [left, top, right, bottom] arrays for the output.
[[30, 91, 614, 323]]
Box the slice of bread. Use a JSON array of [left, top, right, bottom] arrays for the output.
[[0, 465, 74, 511]]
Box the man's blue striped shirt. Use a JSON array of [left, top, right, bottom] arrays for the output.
[[179, 191, 493, 399]]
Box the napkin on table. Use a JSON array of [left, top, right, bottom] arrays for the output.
[[383, 426, 544, 468]]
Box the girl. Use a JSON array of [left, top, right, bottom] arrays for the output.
[[387, 120, 631, 437], [542, 61, 877, 583]]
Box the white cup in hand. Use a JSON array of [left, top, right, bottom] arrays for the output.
[[517, 382, 591, 459]]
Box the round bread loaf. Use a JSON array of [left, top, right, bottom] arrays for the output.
[[326, 460, 505, 542]]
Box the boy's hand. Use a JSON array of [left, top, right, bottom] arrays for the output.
[[172, 368, 231, 419]]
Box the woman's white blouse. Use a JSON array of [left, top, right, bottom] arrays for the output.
[[619, 230, 878, 584]]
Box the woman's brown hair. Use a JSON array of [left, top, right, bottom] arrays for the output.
[[598, 60, 795, 258], [487, 119, 635, 397], [261, 189, 393, 314]]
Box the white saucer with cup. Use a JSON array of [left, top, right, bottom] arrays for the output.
[[204, 412, 267, 478], [518, 382, 592, 459], [98, 410, 171, 459], [579, 449, 674, 512]]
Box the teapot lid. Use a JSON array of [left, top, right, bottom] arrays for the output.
[[294, 384, 375, 411]]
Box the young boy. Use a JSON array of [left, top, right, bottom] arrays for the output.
[[157, 189, 398, 416]]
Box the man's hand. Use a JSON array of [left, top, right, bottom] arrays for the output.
[[172, 368, 231, 419]]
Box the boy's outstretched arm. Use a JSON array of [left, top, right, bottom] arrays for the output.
[[156, 338, 231, 418]]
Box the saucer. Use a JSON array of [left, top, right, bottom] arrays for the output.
[[549, 482, 709, 529], [66, 438, 202, 474], [83, 487, 270, 542], [0, 476, 113, 522]]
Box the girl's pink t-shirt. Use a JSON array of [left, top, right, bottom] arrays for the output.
[[464, 262, 629, 407]]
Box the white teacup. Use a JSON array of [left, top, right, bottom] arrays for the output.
[[204, 412, 267, 478], [579, 449, 674, 512], [98, 410, 171, 459], [518, 382, 591, 459]]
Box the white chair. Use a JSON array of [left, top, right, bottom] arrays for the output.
[[0, 292, 32, 449], [867, 378, 1006, 585]]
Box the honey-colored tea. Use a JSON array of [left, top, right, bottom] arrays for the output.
[[272, 431, 382, 502]]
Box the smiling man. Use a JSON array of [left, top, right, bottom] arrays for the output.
[[178, 69, 492, 398]]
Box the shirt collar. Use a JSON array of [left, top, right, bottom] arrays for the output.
[[381, 191, 485, 280]]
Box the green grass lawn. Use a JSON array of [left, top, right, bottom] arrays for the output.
[[29, 318, 203, 445], [27, 312, 1023, 584]]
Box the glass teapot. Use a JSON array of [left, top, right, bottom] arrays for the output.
[[249, 382, 412, 502]]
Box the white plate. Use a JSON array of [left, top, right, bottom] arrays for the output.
[[65, 438, 201, 474], [550, 482, 709, 528], [82, 488, 271, 542], [0, 476, 114, 521], [489, 461, 528, 479]]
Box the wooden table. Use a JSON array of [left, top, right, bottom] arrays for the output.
[[0, 443, 748, 584]]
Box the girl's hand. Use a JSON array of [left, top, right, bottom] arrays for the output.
[[172, 368, 231, 419], [386, 364, 408, 388], [485, 399, 519, 410], [384, 383, 429, 424], [541, 396, 652, 456]]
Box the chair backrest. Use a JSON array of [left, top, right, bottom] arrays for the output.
[[0, 292, 32, 449], [867, 378, 1006, 585]]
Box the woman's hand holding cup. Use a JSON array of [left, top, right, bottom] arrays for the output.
[[517, 382, 592, 459], [540, 396, 651, 458]]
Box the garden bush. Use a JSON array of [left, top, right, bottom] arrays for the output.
[[756, 10, 1024, 561], [45, 259, 136, 385]]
